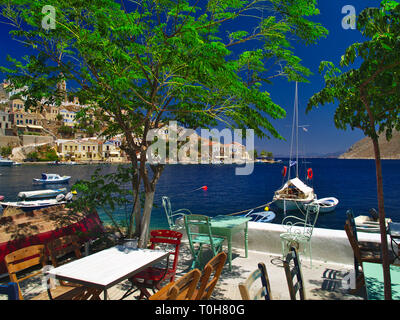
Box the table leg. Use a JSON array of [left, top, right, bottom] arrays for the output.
[[228, 233, 232, 271]]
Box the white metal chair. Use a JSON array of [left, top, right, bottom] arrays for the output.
[[280, 203, 320, 267]]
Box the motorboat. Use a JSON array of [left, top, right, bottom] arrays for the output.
[[33, 173, 71, 184], [243, 210, 276, 223], [0, 157, 14, 166], [312, 197, 339, 213], [0, 192, 73, 212], [17, 188, 67, 200], [354, 215, 392, 233]]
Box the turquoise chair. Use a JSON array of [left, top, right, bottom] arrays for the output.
[[280, 203, 320, 267], [184, 214, 225, 270], [162, 196, 192, 231]]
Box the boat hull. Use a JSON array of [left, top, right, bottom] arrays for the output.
[[273, 197, 315, 211], [1, 200, 67, 212], [18, 188, 67, 200], [33, 177, 71, 184], [0, 161, 13, 166], [0, 206, 104, 275], [312, 197, 339, 213]]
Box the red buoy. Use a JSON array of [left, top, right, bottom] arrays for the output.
[[0, 195, 4, 201], [282, 166, 287, 177], [201, 186, 208, 191], [307, 168, 313, 180]]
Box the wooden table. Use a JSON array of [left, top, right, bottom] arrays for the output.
[[208, 215, 252, 271], [362, 262, 400, 300], [45, 245, 169, 300]]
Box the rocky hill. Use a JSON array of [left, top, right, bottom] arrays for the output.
[[340, 130, 400, 159]]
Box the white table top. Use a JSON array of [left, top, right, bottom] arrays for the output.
[[46, 245, 169, 290]]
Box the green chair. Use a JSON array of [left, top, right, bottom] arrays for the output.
[[280, 203, 320, 267], [162, 196, 192, 231], [184, 214, 225, 270]]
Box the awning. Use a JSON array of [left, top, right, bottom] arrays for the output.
[[27, 125, 44, 129], [277, 177, 314, 195]]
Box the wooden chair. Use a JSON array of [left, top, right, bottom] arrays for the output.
[[5, 245, 47, 300], [344, 219, 395, 292], [283, 246, 306, 300], [184, 214, 225, 269], [122, 229, 182, 300], [0, 282, 19, 300], [149, 269, 202, 300], [194, 251, 227, 300], [238, 262, 272, 300]]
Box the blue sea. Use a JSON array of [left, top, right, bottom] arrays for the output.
[[1, 158, 399, 231]]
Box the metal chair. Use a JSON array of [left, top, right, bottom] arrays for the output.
[[162, 196, 192, 231], [184, 214, 225, 270], [283, 246, 306, 300], [0, 282, 19, 300], [280, 202, 320, 267], [238, 262, 272, 300], [122, 229, 182, 300]]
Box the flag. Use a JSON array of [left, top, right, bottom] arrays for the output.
[[289, 160, 297, 167]]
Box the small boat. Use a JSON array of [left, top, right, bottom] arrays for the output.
[[17, 188, 67, 200], [33, 173, 71, 184], [244, 210, 276, 223], [0, 206, 104, 275], [354, 215, 392, 233], [0, 193, 73, 212], [312, 197, 339, 213], [273, 177, 316, 211], [0, 157, 14, 166]]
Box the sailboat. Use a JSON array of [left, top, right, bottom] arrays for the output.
[[272, 82, 317, 212]]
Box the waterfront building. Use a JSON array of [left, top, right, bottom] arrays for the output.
[[57, 139, 103, 162], [0, 110, 13, 136]]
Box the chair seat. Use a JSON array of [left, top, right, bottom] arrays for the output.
[[132, 267, 175, 283], [31, 286, 90, 300], [192, 235, 225, 245], [280, 232, 310, 243], [360, 248, 396, 264]]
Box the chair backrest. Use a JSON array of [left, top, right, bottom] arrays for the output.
[[5, 244, 46, 300], [346, 209, 359, 241], [149, 229, 182, 281], [184, 214, 215, 247], [344, 220, 363, 265], [195, 251, 227, 300], [162, 196, 175, 230], [282, 203, 320, 238], [0, 282, 19, 300], [149, 269, 202, 300], [283, 247, 306, 300], [46, 234, 82, 268], [239, 262, 272, 300]]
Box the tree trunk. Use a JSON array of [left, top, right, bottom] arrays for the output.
[[371, 135, 392, 300], [138, 191, 155, 248]]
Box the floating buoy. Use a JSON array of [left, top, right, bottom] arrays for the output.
[[307, 168, 313, 180], [201, 186, 208, 191], [0, 195, 4, 201], [282, 166, 287, 177], [264, 206, 269, 211]]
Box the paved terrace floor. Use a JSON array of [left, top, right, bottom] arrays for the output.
[[0, 244, 366, 300]]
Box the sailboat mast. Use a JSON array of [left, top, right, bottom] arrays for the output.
[[295, 82, 299, 177]]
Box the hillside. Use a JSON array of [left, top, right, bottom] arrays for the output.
[[340, 130, 400, 159]]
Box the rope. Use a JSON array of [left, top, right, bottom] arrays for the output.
[[225, 201, 275, 216]]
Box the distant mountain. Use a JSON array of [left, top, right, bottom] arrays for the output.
[[340, 130, 400, 159], [274, 150, 345, 159]]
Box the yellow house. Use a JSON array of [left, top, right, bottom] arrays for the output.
[[58, 139, 103, 162]]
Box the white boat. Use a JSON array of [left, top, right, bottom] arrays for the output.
[[244, 210, 276, 223], [312, 197, 339, 213], [272, 83, 316, 213], [0, 193, 73, 212], [17, 188, 67, 200], [33, 173, 71, 184], [0, 157, 14, 166], [354, 215, 392, 233]]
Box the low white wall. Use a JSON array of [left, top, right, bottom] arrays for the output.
[[229, 221, 384, 265]]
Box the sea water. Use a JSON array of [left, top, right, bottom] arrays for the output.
[[1, 158, 399, 231]]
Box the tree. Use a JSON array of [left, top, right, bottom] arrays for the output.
[[0, 0, 327, 247], [307, 0, 400, 299]]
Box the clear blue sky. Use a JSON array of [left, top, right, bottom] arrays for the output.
[[0, 0, 382, 156]]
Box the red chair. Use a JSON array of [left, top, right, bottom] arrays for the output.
[[121, 229, 182, 300]]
